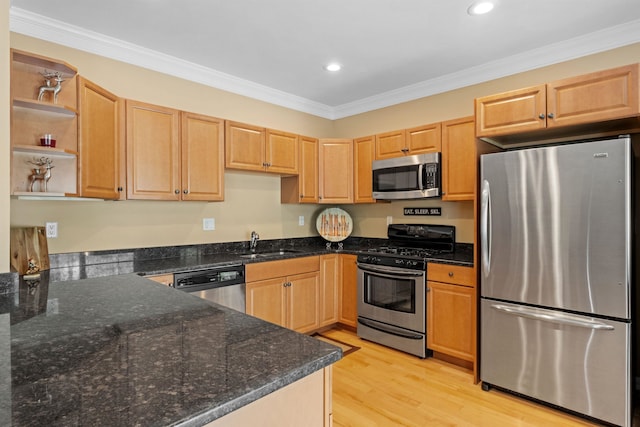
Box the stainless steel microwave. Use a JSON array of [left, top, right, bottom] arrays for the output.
[[372, 153, 441, 200]]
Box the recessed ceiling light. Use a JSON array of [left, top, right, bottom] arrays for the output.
[[467, 1, 494, 15], [324, 63, 342, 72]]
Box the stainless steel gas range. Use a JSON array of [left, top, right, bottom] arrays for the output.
[[357, 224, 455, 358]]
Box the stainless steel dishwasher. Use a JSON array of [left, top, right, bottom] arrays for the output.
[[173, 264, 246, 313]]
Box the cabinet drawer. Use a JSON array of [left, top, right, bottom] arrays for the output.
[[427, 263, 475, 287], [246, 256, 320, 282]]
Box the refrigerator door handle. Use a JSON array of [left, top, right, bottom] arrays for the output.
[[490, 304, 615, 330], [480, 179, 491, 275]]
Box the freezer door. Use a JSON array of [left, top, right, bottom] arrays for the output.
[[481, 299, 631, 427], [480, 138, 631, 319]]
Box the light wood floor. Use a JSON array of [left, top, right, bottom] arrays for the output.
[[322, 328, 602, 427]]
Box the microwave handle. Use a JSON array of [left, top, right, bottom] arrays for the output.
[[418, 164, 424, 190]]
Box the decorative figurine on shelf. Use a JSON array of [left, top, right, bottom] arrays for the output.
[[37, 71, 64, 103], [27, 157, 54, 193]]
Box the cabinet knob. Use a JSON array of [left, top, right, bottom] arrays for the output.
[[183, 189, 188, 194], [538, 113, 545, 119], [174, 189, 180, 194], [448, 271, 454, 277], [117, 187, 123, 192], [547, 113, 555, 119]]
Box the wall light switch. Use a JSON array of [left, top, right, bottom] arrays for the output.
[[298, 215, 305, 226], [203, 218, 215, 231], [386, 216, 393, 225], [45, 222, 58, 238]]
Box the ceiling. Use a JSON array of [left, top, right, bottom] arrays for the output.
[[9, 0, 640, 119]]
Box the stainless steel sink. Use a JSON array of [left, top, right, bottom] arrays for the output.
[[238, 249, 301, 258]]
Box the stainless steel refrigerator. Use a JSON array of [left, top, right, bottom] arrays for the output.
[[480, 136, 634, 427]]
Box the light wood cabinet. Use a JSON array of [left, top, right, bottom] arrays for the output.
[[375, 123, 441, 160], [205, 367, 331, 427], [126, 100, 181, 200], [281, 135, 318, 203], [225, 121, 298, 174], [319, 139, 353, 204], [180, 112, 225, 201], [246, 256, 320, 333], [319, 254, 339, 327], [406, 123, 442, 154], [475, 64, 640, 139], [353, 136, 375, 204], [10, 49, 79, 197], [126, 101, 224, 201], [78, 77, 125, 200], [338, 254, 358, 328], [427, 263, 476, 368], [441, 116, 476, 201]]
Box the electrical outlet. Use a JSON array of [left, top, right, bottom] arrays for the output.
[[203, 218, 215, 231], [45, 222, 58, 238], [298, 215, 305, 226], [386, 216, 393, 225]]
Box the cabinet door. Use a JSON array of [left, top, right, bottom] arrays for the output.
[[427, 281, 475, 362], [225, 121, 265, 172], [288, 271, 320, 333], [547, 64, 639, 128], [319, 254, 339, 327], [246, 277, 287, 327], [353, 135, 375, 204], [318, 139, 353, 204], [441, 116, 476, 201], [180, 112, 224, 201], [339, 254, 358, 328], [406, 123, 441, 154], [126, 100, 181, 200], [375, 130, 406, 159], [475, 84, 546, 137], [266, 129, 298, 175], [299, 136, 319, 202], [78, 77, 125, 200]]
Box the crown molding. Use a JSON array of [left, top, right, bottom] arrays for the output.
[[10, 7, 640, 120]]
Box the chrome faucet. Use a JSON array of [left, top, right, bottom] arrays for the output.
[[250, 231, 260, 252]]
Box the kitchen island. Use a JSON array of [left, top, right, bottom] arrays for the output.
[[1, 273, 341, 426]]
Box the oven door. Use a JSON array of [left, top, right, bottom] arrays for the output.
[[357, 262, 425, 333]]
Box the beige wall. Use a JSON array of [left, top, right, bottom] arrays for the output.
[[1, 0, 10, 272], [5, 28, 640, 263]]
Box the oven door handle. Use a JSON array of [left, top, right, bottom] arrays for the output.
[[358, 317, 424, 340], [357, 263, 424, 278]]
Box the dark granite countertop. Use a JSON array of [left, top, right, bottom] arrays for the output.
[[2, 274, 341, 426], [34, 237, 474, 284]]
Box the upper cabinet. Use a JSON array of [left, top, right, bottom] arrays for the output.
[[353, 135, 376, 204], [10, 49, 79, 197], [180, 112, 225, 201], [441, 117, 476, 201], [78, 77, 125, 200], [225, 121, 298, 175], [126, 100, 224, 201], [126, 100, 181, 201], [319, 139, 353, 204], [281, 135, 318, 204], [375, 123, 441, 160], [475, 64, 640, 145]]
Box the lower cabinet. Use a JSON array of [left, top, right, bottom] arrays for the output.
[[205, 367, 332, 427], [319, 254, 339, 327], [146, 273, 174, 287], [338, 254, 358, 328], [246, 256, 320, 334], [426, 263, 476, 368]]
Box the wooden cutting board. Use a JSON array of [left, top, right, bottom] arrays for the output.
[[10, 227, 50, 275]]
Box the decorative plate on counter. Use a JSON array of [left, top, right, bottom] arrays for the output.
[[316, 207, 353, 242]]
